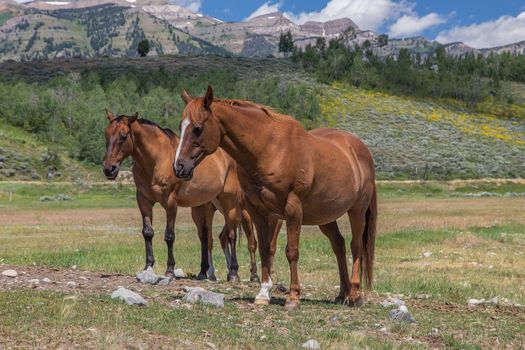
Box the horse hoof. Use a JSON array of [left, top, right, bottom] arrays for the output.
[[227, 274, 240, 283], [349, 296, 364, 308], [254, 297, 270, 306], [250, 274, 260, 283], [164, 271, 175, 279], [196, 273, 207, 281], [208, 274, 218, 282], [334, 295, 347, 305], [284, 300, 300, 311]]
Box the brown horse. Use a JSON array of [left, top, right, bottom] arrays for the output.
[[102, 110, 260, 282], [174, 87, 377, 310]]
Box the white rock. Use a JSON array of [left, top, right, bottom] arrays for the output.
[[28, 278, 40, 285], [389, 305, 416, 323], [1, 269, 18, 277], [422, 252, 432, 258], [111, 287, 148, 306], [302, 339, 321, 349], [67, 281, 76, 288], [173, 268, 186, 278], [380, 297, 405, 307], [71, 265, 77, 270], [183, 287, 224, 307], [468, 298, 485, 306], [136, 267, 171, 286], [42, 277, 52, 283]]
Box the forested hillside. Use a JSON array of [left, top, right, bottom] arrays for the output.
[[0, 54, 523, 180]]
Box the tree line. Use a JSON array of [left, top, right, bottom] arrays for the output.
[[0, 68, 320, 165], [288, 35, 525, 113]]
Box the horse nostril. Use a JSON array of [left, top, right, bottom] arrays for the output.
[[177, 163, 184, 172], [110, 165, 117, 173]]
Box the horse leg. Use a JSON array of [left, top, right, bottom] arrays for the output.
[[347, 209, 367, 307], [205, 204, 217, 281], [245, 201, 272, 305], [241, 209, 259, 283], [164, 195, 177, 278], [137, 192, 155, 270], [268, 217, 283, 276], [284, 193, 303, 311], [191, 204, 214, 281], [319, 221, 351, 304], [225, 206, 241, 283]]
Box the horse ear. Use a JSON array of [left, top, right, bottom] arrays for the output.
[[106, 109, 115, 122], [203, 85, 213, 109], [128, 112, 139, 124], [181, 89, 192, 105]]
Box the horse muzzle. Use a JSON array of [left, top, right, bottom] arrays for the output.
[[103, 165, 119, 180], [174, 160, 194, 181]]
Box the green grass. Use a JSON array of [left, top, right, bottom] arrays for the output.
[[1, 184, 525, 348]]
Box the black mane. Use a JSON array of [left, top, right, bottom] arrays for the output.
[[137, 118, 176, 138]]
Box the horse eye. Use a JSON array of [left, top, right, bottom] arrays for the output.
[[193, 126, 203, 136]]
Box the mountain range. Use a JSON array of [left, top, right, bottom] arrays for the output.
[[0, 0, 524, 62]]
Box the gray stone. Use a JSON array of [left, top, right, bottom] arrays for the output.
[[380, 297, 405, 308], [1, 269, 18, 277], [302, 339, 321, 349], [173, 268, 186, 278], [111, 287, 148, 306], [28, 278, 40, 285], [42, 277, 52, 283], [389, 305, 416, 323], [136, 267, 171, 286], [67, 281, 76, 288], [183, 287, 224, 308]]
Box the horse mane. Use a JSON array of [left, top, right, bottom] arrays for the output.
[[115, 115, 176, 139], [213, 99, 295, 123], [137, 118, 176, 139]]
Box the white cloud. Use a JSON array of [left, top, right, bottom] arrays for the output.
[[243, 0, 447, 34], [389, 13, 447, 37], [244, 0, 413, 30], [168, 0, 202, 13], [245, 1, 282, 21], [436, 12, 525, 48]]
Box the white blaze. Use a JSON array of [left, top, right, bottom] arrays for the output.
[[175, 118, 190, 165]]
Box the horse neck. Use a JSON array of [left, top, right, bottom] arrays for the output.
[[130, 123, 173, 174], [214, 104, 281, 174]]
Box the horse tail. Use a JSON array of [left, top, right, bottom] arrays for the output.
[[362, 183, 377, 290]]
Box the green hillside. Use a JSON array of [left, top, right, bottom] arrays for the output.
[[0, 55, 523, 180], [0, 122, 101, 181]]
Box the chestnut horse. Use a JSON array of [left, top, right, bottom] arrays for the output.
[[102, 111, 260, 282], [174, 87, 377, 310]]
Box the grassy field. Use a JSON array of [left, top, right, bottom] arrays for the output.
[[1, 181, 525, 349]]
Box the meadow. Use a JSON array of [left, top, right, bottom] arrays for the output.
[[1, 181, 524, 349]]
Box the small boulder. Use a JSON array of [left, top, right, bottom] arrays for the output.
[[380, 297, 405, 308], [389, 305, 416, 323], [67, 281, 76, 288], [42, 277, 52, 283], [468, 298, 485, 306], [1, 269, 18, 277], [302, 339, 321, 349], [111, 287, 148, 306], [136, 267, 171, 286], [173, 268, 186, 278], [183, 287, 224, 308]]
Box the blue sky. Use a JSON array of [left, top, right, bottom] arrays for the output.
[[173, 0, 525, 48]]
